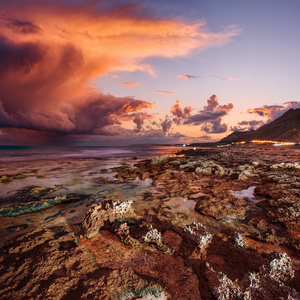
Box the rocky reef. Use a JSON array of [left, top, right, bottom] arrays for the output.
[[0, 145, 299, 299]]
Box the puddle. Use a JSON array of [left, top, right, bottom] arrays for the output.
[[230, 186, 261, 213], [164, 197, 197, 214]]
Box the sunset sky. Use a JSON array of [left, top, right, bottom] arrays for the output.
[[0, 0, 299, 146]]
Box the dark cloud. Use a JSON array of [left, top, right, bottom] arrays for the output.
[[185, 110, 226, 125], [0, 34, 45, 75], [0, 101, 17, 127], [161, 117, 173, 133], [247, 101, 300, 121], [0, 94, 155, 135], [161, 95, 232, 135], [0, 128, 74, 146], [230, 120, 265, 132], [184, 95, 233, 132], [5, 17, 42, 34], [176, 74, 198, 80], [201, 119, 228, 134], [133, 114, 144, 133], [199, 135, 213, 140]]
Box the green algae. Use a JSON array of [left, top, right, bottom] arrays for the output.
[[0, 195, 77, 217], [0, 174, 27, 184], [0, 186, 61, 205], [151, 156, 169, 164], [115, 283, 169, 300], [43, 211, 62, 222]]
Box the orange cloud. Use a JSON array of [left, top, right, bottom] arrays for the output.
[[171, 100, 192, 120], [0, 1, 241, 141], [154, 91, 175, 95], [176, 75, 198, 80], [121, 82, 140, 88], [247, 101, 300, 120]]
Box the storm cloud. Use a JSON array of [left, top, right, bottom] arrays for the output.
[[0, 0, 241, 144]]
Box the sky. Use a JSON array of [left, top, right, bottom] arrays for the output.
[[0, 0, 299, 146]]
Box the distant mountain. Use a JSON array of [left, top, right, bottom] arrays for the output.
[[221, 108, 300, 143]]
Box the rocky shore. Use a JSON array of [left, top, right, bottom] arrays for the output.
[[0, 145, 299, 299]]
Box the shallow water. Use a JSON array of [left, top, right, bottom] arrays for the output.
[[230, 186, 261, 213], [0, 146, 178, 162], [0, 147, 176, 246]]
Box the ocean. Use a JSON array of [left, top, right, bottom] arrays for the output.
[[0, 145, 178, 162]]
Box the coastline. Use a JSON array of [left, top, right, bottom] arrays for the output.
[[0, 145, 299, 299]]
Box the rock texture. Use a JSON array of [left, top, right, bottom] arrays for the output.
[[0, 145, 299, 299]]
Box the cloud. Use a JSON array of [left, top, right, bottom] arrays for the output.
[[161, 117, 173, 133], [121, 82, 140, 88], [230, 120, 265, 132], [153, 91, 175, 95], [171, 100, 192, 123], [1, 15, 42, 34], [169, 95, 233, 133], [186, 110, 227, 124], [201, 120, 228, 133], [176, 74, 198, 80], [119, 112, 155, 133], [0, 0, 241, 144], [0, 94, 155, 135], [0, 128, 75, 146], [210, 75, 241, 81], [247, 101, 300, 120]]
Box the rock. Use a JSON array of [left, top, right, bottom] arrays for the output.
[[179, 161, 199, 169], [188, 191, 207, 200], [269, 252, 294, 282], [270, 162, 300, 170], [237, 164, 254, 172], [1, 145, 300, 299], [195, 161, 225, 176], [237, 164, 257, 180], [151, 156, 169, 164], [162, 230, 183, 252], [81, 231, 202, 300], [195, 191, 250, 221], [81, 200, 137, 238], [184, 221, 212, 250], [205, 251, 299, 300], [0, 174, 27, 184], [142, 225, 173, 254], [232, 232, 247, 248], [238, 170, 252, 180]]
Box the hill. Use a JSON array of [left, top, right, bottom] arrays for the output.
[[221, 108, 300, 143]]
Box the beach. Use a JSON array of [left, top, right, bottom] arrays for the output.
[[0, 145, 299, 299]]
